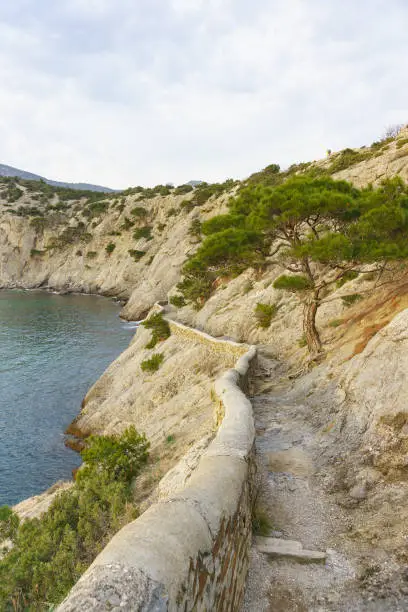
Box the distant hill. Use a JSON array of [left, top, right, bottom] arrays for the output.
[[0, 164, 114, 193], [186, 180, 204, 187]]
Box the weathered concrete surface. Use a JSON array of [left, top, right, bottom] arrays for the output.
[[58, 326, 257, 611]]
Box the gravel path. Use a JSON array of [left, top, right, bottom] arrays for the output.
[[241, 352, 408, 612]]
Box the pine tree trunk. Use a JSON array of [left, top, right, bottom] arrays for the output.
[[303, 292, 322, 357]]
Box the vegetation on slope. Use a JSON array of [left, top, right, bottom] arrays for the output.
[[0, 427, 149, 610], [178, 174, 408, 356]]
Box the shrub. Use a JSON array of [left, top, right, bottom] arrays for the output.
[[189, 218, 201, 239], [131, 207, 148, 218], [169, 295, 186, 308], [30, 248, 46, 257], [128, 249, 145, 261], [166, 207, 178, 217], [0, 428, 149, 609], [87, 251, 97, 259], [142, 313, 171, 348], [133, 226, 152, 240], [157, 223, 166, 232], [106, 242, 116, 255], [81, 426, 149, 482], [327, 148, 370, 173], [273, 275, 312, 291], [174, 184, 194, 195], [121, 217, 134, 230], [396, 138, 408, 149], [254, 303, 278, 328], [141, 353, 164, 372], [336, 270, 359, 288], [342, 293, 363, 306], [0, 505, 19, 541]]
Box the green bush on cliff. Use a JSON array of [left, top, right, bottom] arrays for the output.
[[0, 427, 149, 610], [254, 303, 278, 328], [133, 226, 152, 240], [105, 242, 116, 255], [142, 312, 171, 348], [140, 353, 164, 372]]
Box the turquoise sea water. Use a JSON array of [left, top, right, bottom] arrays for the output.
[[0, 290, 135, 506]]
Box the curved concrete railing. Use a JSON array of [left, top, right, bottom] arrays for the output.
[[58, 312, 257, 611]]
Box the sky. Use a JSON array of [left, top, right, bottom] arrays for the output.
[[0, 0, 407, 189]]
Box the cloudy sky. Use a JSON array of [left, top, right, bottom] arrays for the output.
[[0, 0, 407, 188]]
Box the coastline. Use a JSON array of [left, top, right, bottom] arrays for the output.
[[1, 285, 137, 511]]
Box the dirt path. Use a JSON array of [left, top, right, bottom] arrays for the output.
[[242, 351, 407, 612]]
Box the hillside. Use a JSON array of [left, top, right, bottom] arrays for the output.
[[3, 126, 408, 608], [0, 163, 114, 192]]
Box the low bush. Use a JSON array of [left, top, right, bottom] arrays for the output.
[[0, 427, 149, 609], [273, 275, 312, 291], [131, 207, 148, 218], [133, 226, 152, 240], [128, 249, 145, 261], [336, 270, 359, 288], [254, 303, 278, 328], [174, 184, 194, 195], [105, 242, 116, 255], [121, 217, 134, 230], [141, 353, 164, 372], [169, 295, 186, 308], [342, 293, 363, 306], [86, 251, 97, 259], [30, 249, 46, 257], [142, 312, 171, 348]]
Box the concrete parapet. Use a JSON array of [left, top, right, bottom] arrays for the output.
[[58, 313, 257, 612]]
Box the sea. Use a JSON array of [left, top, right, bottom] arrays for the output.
[[0, 290, 136, 506]]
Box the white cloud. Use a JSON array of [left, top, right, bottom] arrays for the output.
[[0, 0, 407, 187]]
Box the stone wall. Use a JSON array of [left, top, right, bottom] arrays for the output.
[[58, 316, 257, 611]]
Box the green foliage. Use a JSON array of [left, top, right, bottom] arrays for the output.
[[397, 138, 408, 149], [30, 249, 46, 257], [128, 249, 145, 261], [29, 216, 48, 231], [142, 312, 171, 348], [254, 303, 278, 328], [166, 207, 178, 217], [273, 275, 312, 291], [130, 206, 148, 218], [169, 295, 186, 308], [133, 226, 152, 240], [189, 218, 201, 239], [327, 148, 370, 173], [336, 270, 359, 288], [166, 435, 176, 444], [141, 353, 164, 372], [0, 506, 19, 541], [157, 223, 166, 232], [342, 293, 363, 306], [174, 184, 194, 195], [81, 426, 149, 482], [121, 217, 135, 230], [105, 242, 116, 255], [86, 251, 97, 259], [0, 428, 149, 609]]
